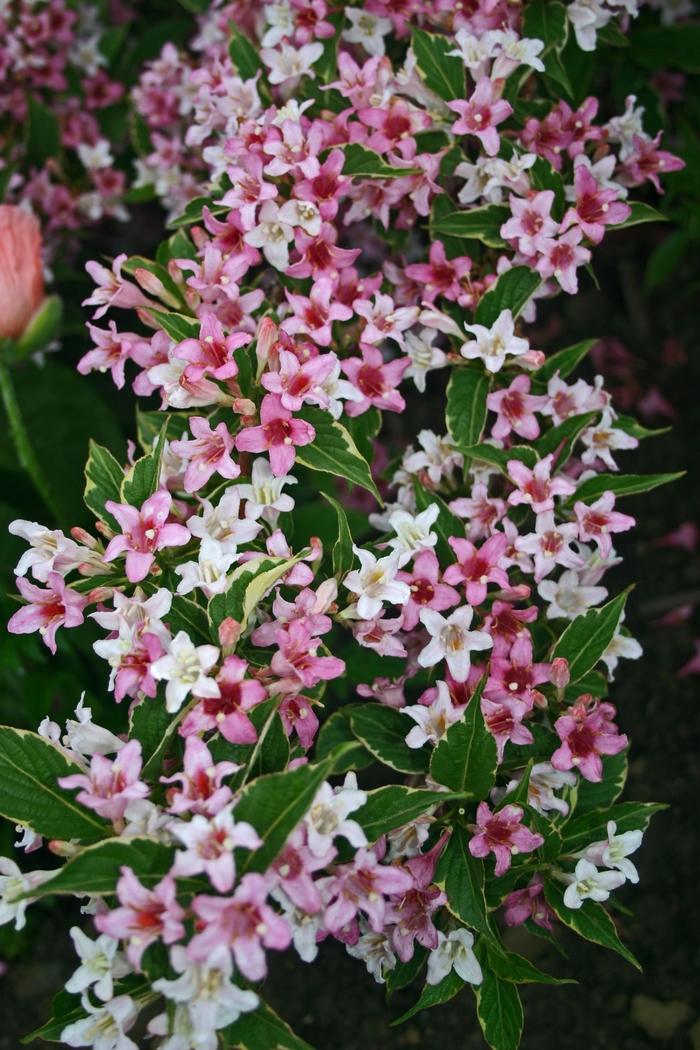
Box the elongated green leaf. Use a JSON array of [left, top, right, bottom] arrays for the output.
[[436, 826, 493, 936], [573, 751, 628, 813], [84, 440, 123, 528], [149, 309, 200, 343], [228, 25, 263, 79], [315, 706, 372, 774], [612, 201, 667, 229], [208, 553, 305, 631], [475, 267, 541, 327], [551, 591, 628, 683], [534, 338, 598, 385], [350, 705, 429, 775], [487, 945, 575, 986], [543, 877, 641, 970], [120, 420, 168, 505], [391, 969, 465, 1025], [0, 727, 109, 842], [411, 27, 465, 101], [30, 837, 177, 897], [321, 493, 354, 578], [165, 594, 211, 644], [561, 801, 665, 856], [297, 409, 381, 502], [341, 143, 420, 179], [224, 1002, 315, 1050], [523, 0, 568, 49], [535, 410, 598, 463], [446, 368, 490, 448], [168, 195, 227, 230], [430, 679, 496, 796], [474, 956, 524, 1050], [128, 697, 173, 779], [431, 203, 510, 248], [354, 786, 452, 842], [26, 98, 61, 165], [567, 471, 684, 505], [460, 443, 538, 473]]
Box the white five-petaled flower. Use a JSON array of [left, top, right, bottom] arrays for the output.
[[175, 536, 238, 598], [562, 858, 626, 909], [427, 929, 483, 986], [237, 456, 297, 523], [61, 993, 138, 1050], [243, 201, 295, 271], [343, 8, 392, 56], [151, 631, 220, 713], [404, 328, 448, 392], [344, 547, 411, 620], [538, 569, 608, 620], [260, 41, 324, 85], [65, 927, 130, 1003], [387, 504, 439, 561], [402, 680, 463, 749], [418, 606, 493, 683], [0, 859, 53, 931], [460, 309, 530, 374], [583, 820, 644, 883], [305, 774, 368, 857]]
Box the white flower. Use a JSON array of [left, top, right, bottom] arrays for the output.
[[313, 358, 365, 420], [63, 695, 125, 758], [567, 0, 612, 52], [461, 310, 530, 374], [403, 430, 463, 486], [347, 929, 397, 984], [272, 889, 324, 963], [243, 201, 295, 270], [427, 929, 483, 986], [237, 457, 297, 523], [69, 34, 107, 75], [402, 680, 463, 748], [569, 154, 628, 199], [418, 606, 493, 683], [601, 621, 643, 679], [61, 994, 138, 1050], [404, 328, 448, 392], [538, 570, 608, 620], [0, 859, 53, 930], [261, 1, 294, 47], [447, 28, 499, 75], [153, 945, 258, 1038], [91, 587, 172, 640], [9, 519, 80, 582], [188, 488, 261, 550], [344, 548, 411, 620], [583, 821, 644, 884], [343, 8, 392, 56], [277, 198, 322, 236], [505, 762, 577, 816], [65, 927, 130, 1002], [305, 774, 367, 857], [490, 31, 545, 78], [387, 504, 439, 561], [562, 858, 626, 909], [175, 537, 238, 598], [580, 409, 639, 472], [151, 632, 220, 713], [77, 139, 114, 171], [260, 41, 323, 85], [604, 94, 647, 159]]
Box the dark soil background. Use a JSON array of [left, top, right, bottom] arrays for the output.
[[0, 219, 698, 1049]]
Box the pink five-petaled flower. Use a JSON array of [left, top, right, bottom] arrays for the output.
[[181, 655, 267, 744], [235, 394, 315, 476], [551, 695, 628, 782], [562, 165, 631, 244], [58, 740, 149, 824], [469, 802, 544, 876], [396, 550, 460, 632], [500, 191, 559, 256], [323, 849, 414, 937], [507, 454, 576, 514], [574, 491, 635, 558], [503, 874, 554, 931], [271, 827, 334, 914], [8, 571, 87, 655], [189, 873, 291, 979], [443, 534, 510, 606], [161, 735, 238, 817], [404, 241, 472, 304], [447, 78, 513, 157], [175, 312, 249, 382], [282, 278, 353, 347], [279, 694, 320, 750], [170, 805, 261, 892], [79, 322, 149, 390], [341, 344, 410, 416], [618, 131, 685, 194], [271, 619, 345, 690], [487, 375, 549, 441], [103, 490, 190, 583], [387, 838, 447, 962], [170, 416, 240, 494], [83, 253, 150, 319], [485, 633, 550, 709], [535, 227, 591, 295], [95, 868, 185, 968], [261, 347, 338, 412]]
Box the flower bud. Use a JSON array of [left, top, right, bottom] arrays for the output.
[[0, 205, 44, 341], [256, 316, 279, 371], [218, 617, 242, 649], [550, 657, 571, 689]]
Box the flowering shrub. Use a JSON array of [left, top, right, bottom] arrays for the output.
[[0, 2, 691, 1048]]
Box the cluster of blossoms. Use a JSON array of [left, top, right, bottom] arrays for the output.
[[0, 2, 683, 1048], [0, 0, 128, 253]]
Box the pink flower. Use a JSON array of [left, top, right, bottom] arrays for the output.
[[487, 375, 548, 441], [469, 802, 544, 876], [95, 869, 185, 968], [574, 491, 635, 558], [8, 572, 86, 655], [189, 873, 291, 979], [501, 191, 559, 256], [279, 694, 320, 750], [162, 736, 238, 816], [170, 806, 261, 892], [286, 222, 361, 280], [447, 78, 513, 156], [341, 344, 410, 416], [443, 534, 510, 606], [83, 252, 150, 319], [293, 149, 350, 220], [170, 417, 240, 493], [618, 132, 685, 194], [404, 241, 472, 304], [551, 695, 628, 782], [271, 827, 333, 914], [58, 740, 149, 823], [79, 322, 149, 390], [535, 228, 591, 294], [282, 279, 353, 347], [104, 490, 191, 583], [514, 513, 583, 582], [386, 838, 447, 962], [261, 347, 338, 411], [562, 166, 631, 244], [485, 633, 550, 709], [503, 874, 553, 930], [175, 313, 250, 382], [507, 454, 576, 514], [271, 620, 345, 689], [354, 292, 419, 349], [217, 154, 278, 228], [235, 394, 315, 476], [482, 695, 533, 762], [323, 849, 414, 936], [396, 550, 460, 631], [181, 655, 267, 744], [0, 206, 44, 340]]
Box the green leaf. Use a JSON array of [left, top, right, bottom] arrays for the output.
[[446, 368, 490, 448], [392, 969, 465, 1025], [612, 201, 667, 229], [233, 755, 338, 875], [460, 443, 538, 473], [208, 553, 306, 632], [431, 203, 509, 248], [551, 591, 628, 683], [411, 27, 465, 101], [84, 440, 123, 529], [487, 945, 575, 986], [354, 786, 452, 842], [315, 706, 372, 774], [120, 420, 168, 505], [321, 493, 354, 578], [529, 156, 566, 218], [167, 195, 228, 230], [212, 700, 290, 778], [534, 410, 598, 463], [149, 309, 200, 343], [297, 408, 381, 502], [543, 877, 641, 970], [474, 956, 524, 1050], [566, 471, 684, 505], [136, 408, 191, 449], [628, 24, 700, 73], [474, 267, 541, 327], [224, 1002, 315, 1050], [228, 25, 264, 80], [128, 697, 173, 779], [534, 338, 598, 385], [573, 752, 628, 813], [0, 727, 109, 843], [341, 143, 420, 179], [430, 679, 496, 796], [522, 0, 568, 49], [614, 415, 669, 441], [350, 705, 429, 775], [436, 826, 493, 936], [386, 947, 428, 995], [561, 801, 666, 856], [165, 594, 211, 644], [26, 98, 61, 165], [29, 837, 179, 898]]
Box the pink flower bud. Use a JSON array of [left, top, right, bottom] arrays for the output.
[[86, 586, 114, 604], [256, 316, 279, 369], [71, 526, 100, 548], [550, 657, 570, 689], [218, 617, 242, 648], [0, 206, 44, 340]]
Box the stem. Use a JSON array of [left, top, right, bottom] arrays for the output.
[[0, 356, 62, 524]]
